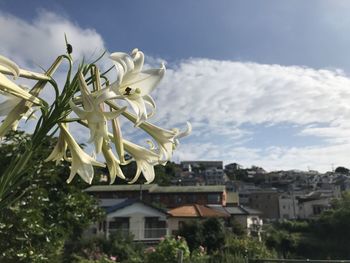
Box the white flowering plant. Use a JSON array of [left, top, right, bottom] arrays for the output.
[[0, 41, 190, 208]]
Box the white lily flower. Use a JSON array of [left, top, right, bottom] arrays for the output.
[[109, 49, 165, 125], [139, 121, 192, 164], [44, 126, 67, 164], [0, 92, 36, 132], [101, 142, 126, 184], [69, 71, 126, 153], [0, 55, 41, 105], [108, 102, 191, 164], [0, 93, 21, 117], [59, 123, 105, 184], [0, 57, 62, 138], [123, 139, 160, 184]]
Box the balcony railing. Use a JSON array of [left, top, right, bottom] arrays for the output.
[[108, 228, 167, 240], [144, 228, 167, 239]]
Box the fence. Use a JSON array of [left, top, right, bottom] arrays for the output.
[[249, 259, 350, 263]]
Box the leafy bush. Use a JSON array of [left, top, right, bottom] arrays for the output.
[[177, 218, 226, 253], [0, 132, 104, 263], [67, 233, 144, 263], [145, 236, 190, 263], [224, 234, 276, 259]]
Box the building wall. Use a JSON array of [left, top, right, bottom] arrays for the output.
[[249, 192, 280, 219], [92, 191, 226, 208], [279, 195, 297, 219]]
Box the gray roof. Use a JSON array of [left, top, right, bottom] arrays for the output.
[[84, 184, 156, 192], [105, 198, 168, 215], [207, 205, 262, 215], [225, 206, 247, 215], [206, 205, 230, 215], [150, 185, 225, 193], [85, 184, 225, 193], [225, 206, 262, 215]]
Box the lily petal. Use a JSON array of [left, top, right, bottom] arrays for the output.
[[45, 128, 67, 164], [60, 123, 105, 184], [123, 139, 159, 184], [111, 116, 125, 164], [0, 55, 20, 78], [102, 142, 126, 184], [0, 73, 41, 105]]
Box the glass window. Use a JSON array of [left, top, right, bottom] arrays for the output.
[[208, 194, 220, 203], [109, 217, 129, 230]]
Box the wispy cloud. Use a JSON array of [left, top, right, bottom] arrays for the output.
[[153, 58, 350, 171]]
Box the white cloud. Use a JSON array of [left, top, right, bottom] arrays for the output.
[[152, 58, 350, 171], [154, 59, 350, 128], [0, 10, 105, 68]]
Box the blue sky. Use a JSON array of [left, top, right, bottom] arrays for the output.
[[2, 0, 350, 172]]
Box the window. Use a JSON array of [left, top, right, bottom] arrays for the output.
[[208, 194, 220, 203], [188, 195, 197, 203], [178, 221, 185, 229], [153, 195, 160, 202], [145, 217, 166, 238], [109, 217, 129, 230], [174, 195, 183, 204]]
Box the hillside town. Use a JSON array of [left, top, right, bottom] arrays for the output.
[[84, 160, 350, 244]]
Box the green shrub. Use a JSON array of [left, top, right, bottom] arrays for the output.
[[145, 236, 190, 263]]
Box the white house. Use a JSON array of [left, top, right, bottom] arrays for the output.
[[94, 199, 169, 242]]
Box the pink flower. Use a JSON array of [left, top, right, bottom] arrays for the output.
[[110, 256, 117, 261]]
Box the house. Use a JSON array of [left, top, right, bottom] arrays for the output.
[[208, 205, 263, 239], [167, 204, 229, 234], [297, 192, 332, 219], [85, 184, 227, 208], [93, 199, 169, 243]]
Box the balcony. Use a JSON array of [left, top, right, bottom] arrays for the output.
[[144, 228, 167, 239], [108, 228, 167, 240]]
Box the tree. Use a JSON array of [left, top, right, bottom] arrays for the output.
[[0, 131, 104, 262], [335, 166, 349, 174], [202, 218, 226, 253], [177, 220, 204, 251], [230, 218, 247, 236], [177, 218, 226, 253]]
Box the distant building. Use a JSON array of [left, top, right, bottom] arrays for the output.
[[279, 193, 297, 219], [224, 163, 243, 173], [297, 192, 332, 219], [204, 168, 225, 185], [248, 190, 280, 219], [85, 184, 227, 208], [181, 161, 223, 171]]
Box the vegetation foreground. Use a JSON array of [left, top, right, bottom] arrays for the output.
[[1, 132, 350, 262]]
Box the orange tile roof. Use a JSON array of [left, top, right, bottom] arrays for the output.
[[168, 204, 229, 218]]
